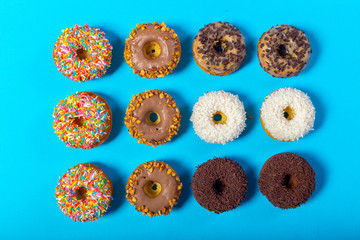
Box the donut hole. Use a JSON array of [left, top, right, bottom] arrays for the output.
[[212, 111, 227, 124], [283, 106, 295, 120], [143, 41, 161, 59], [76, 47, 90, 61], [75, 186, 87, 200], [213, 40, 225, 53], [277, 44, 289, 58], [146, 112, 161, 125], [144, 181, 162, 198], [282, 174, 298, 190], [212, 179, 224, 195], [73, 116, 85, 127]]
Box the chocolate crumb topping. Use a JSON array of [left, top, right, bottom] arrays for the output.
[[192, 157, 248, 214], [258, 153, 315, 209]]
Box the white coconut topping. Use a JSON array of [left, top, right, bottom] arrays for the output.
[[190, 90, 246, 144], [260, 87, 315, 141]]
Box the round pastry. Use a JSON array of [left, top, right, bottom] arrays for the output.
[[192, 157, 248, 214], [193, 22, 246, 76], [257, 24, 311, 78], [126, 161, 182, 217], [190, 90, 246, 144], [124, 90, 181, 147], [124, 22, 181, 79], [53, 92, 112, 149], [53, 24, 112, 82], [54, 163, 113, 222], [258, 153, 316, 209], [260, 87, 315, 141]]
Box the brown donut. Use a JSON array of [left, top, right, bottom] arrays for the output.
[[124, 22, 181, 79], [124, 90, 181, 147], [125, 161, 182, 217], [193, 22, 246, 76], [257, 25, 312, 78], [192, 157, 248, 214], [258, 153, 316, 209]]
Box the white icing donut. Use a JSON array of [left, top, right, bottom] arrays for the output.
[[260, 88, 315, 141], [190, 91, 246, 144]]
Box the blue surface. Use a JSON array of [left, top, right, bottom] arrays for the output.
[[1, 0, 359, 239]]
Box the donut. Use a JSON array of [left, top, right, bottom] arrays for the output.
[[125, 161, 182, 217], [190, 90, 246, 144], [193, 22, 246, 76], [54, 163, 113, 222], [124, 90, 181, 147], [53, 92, 112, 149], [258, 153, 316, 209], [124, 22, 181, 79], [53, 24, 112, 82], [257, 25, 311, 78], [260, 87, 315, 141], [192, 157, 248, 214]]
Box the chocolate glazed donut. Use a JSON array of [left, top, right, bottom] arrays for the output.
[[258, 153, 316, 209]]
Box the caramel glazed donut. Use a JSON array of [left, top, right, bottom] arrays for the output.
[[126, 161, 182, 217], [193, 22, 246, 76], [124, 90, 181, 147], [124, 22, 181, 79], [257, 24, 311, 78]]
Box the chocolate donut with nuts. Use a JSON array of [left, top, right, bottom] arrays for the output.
[[126, 161, 182, 217], [124, 22, 181, 79], [124, 90, 181, 147], [193, 22, 246, 76], [258, 153, 316, 209]]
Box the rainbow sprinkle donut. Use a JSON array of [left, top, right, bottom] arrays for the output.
[[53, 24, 112, 82], [54, 163, 113, 222], [53, 92, 112, 149]]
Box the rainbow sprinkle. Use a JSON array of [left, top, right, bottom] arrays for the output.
[[53, 24, 112, 82], [53, 92, 110, 149], [54, 164, 113, 222]]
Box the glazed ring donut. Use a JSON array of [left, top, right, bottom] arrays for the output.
[[257, 25, 311, 78], [193, 22, 246, 76], [126, 161, 182, 217], [260, 87, 315, 141], [53, 24, 112, 82], [53, 92, 112, 149], [258, 153, 315, 209], [124, 22, 181, 79], [54, 163, 113, 222], [124, 90, 181, 147], [192, 157, 248, 214], [190, 90, 246, 144]]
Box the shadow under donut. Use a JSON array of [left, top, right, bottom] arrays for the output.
[[234, 24, 255, 71], [298, 28, 320, 75], [171, 24, 193, 74]]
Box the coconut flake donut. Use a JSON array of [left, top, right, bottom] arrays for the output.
[[124, 22, 181, 79], [190, 90, 246, 144], [260, 88, 315, 141], [53, 92, 112, 149], [193, 22, 246, 76], [53, 24, 112, 82], [126, 161, 182, 217], [258, 153, 315, 209], [124, 90, 181, 147], [54, 163, 113, 222], [257, 25, 311, 78]]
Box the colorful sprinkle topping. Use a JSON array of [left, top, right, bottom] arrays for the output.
[[53, 24, 112, 82], [54, 164, 113, 222], [53, 92, 110, 149]]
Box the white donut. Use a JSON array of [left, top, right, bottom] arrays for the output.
[[190, 91, 246, 144], [260, 87, 315, 141]]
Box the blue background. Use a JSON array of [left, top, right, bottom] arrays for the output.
[[1, 0, 359, 239]]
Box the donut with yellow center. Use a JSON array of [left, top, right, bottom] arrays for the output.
[[126, 161, 182, 217], [53, 92, 112, 149], [193, 22, 246, 76], [124, 90, 181, 147], [257, 24, 311, 78], [124, 22, 181, 79]]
